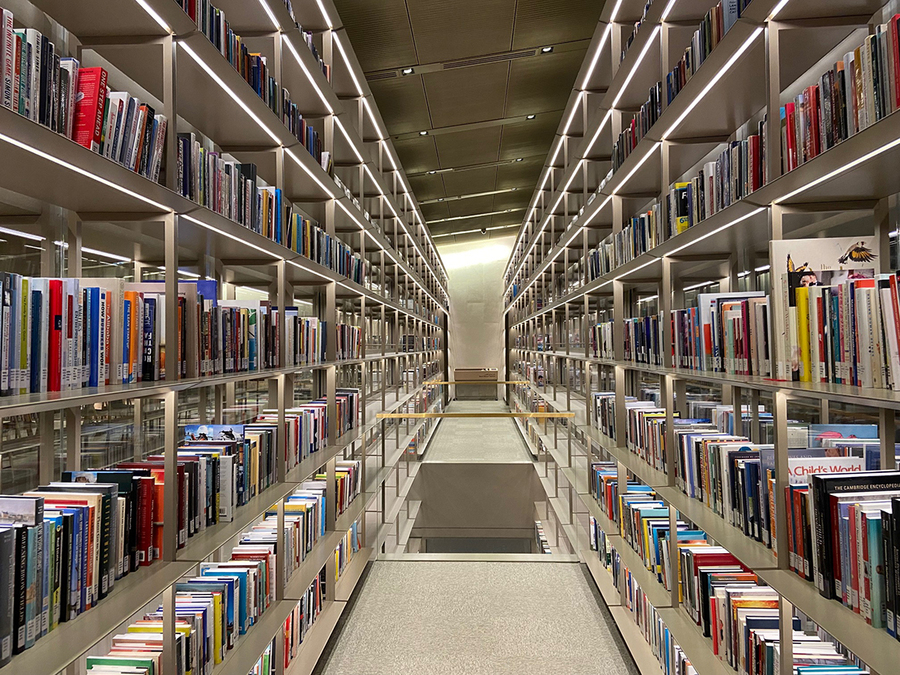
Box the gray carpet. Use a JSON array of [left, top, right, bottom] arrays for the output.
[[317, 561, 639, 675]]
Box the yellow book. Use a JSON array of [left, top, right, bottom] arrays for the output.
[[796, 286, 811, 382]]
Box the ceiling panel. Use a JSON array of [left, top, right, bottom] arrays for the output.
[[496, 157, 543, 189], [334, 0, 418, 72], [408, 174, 446, 201], [505, 50, 587, 117], [370, 77, 432, 135], [394, 136, 439, 174], [491, 214, 523, 228], [441, 166, 498, 196], [512, 0, 601, 49], [430, 214, 495, 236], [498, 114, 560, 161], [447, 194, 495, 218], [422, 63, 509, 129], [406, 0, 517, 64], [434, 126, 502, 169], [422, 201, 451, 220], [492, 189, 531, 211]]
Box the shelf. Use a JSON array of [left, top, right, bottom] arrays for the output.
[[284, 600, 346, 675], [582, 548, 622, 607], [283, 530, 347, 600], [335, 547, 372, 601], [6, 559, 196, 675]]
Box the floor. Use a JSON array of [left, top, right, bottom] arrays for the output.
[[313, 398, 641, 675], [423, 400, 531, 463], [315, 561, 640, 675]]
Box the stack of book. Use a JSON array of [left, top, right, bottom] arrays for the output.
[[178, 0, 279, 115], [289, 212, 367, 285], [588, 461, 869, 673], [665, 0, 749, 105], [282, 90, 328, 169], [612, 83, 662, 175], [781, 15, 900, 173], [335, 323, 361, 361], [587, 205, 662, 281], [0, 10, 168, 181], [664, 121, 766, 239]]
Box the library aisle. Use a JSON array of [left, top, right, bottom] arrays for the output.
[[316, 560, 637, 675], [423, 401, 532, 463]]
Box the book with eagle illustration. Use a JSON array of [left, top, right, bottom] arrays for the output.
[[769, 237, 877, 384]]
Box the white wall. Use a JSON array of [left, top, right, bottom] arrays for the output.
[[438, 235, 514, 375]]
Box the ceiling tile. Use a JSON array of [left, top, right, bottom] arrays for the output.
[[370, 76, 431, 135], [505, 50, 587, 118], [512, 0, 601, 50], [430, 214, 495, 236], [333, 0, 418, 71], [408, 174, 446, 201], [422, 63, 509, 128], [498, 114, 561, 161], [422, 201, 451, 220], [496, 157, 543, 189], [492, 189, 532, 211], [448, 195, 495, 218], [394, 136, 439, 174], [434, 126, 502, 169], [406, 0, 517, 64], [441, 166, 498, 197]]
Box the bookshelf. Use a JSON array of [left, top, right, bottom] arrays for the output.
[[0, 0, 448, 672], [504, 0, 900, 674]]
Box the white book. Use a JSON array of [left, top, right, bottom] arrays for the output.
[[0, 10, 13, 110], [59, 58, 79, 139], [880, 286, 900, 388], [808, 286, 822, 382]]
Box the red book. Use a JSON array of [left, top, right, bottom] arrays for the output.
[[73, 66, 108, 152], [48, 279, 62, 391], [136, 475, 154, 566], [784, 102, 796, 171]]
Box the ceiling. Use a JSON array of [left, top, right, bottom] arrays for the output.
[[333, 0, 604, 239]]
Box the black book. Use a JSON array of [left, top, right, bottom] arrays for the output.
[[0, 527, 14, 666], [883, 509, 895, 637], [811, 471, 900, 599], [37, 36, 48, 126], [42, 483, 117, 600], [44, 510, 72, 623], [60, 470, 138, 578], [139, 105, 156, 177], [11, 526, 25, 654]]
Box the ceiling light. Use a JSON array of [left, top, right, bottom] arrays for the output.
[[401, 67, 415, 75], [754, 264, 771, 272], [428, 170, 436, 174], [516, 158, 523, 162], [419, 131, 428, 136], [0, 225, 45, 242], [541, 46, 553, 53], [438, 198, 444, 202], [511, 187, 517, 191], [526, 114, 536, 120]]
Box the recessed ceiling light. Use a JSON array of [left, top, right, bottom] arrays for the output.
[[511, 187, 517, 191], [516, 158, 523, 162], [401, 67, 414, 75], [419, 131, 428, 136], [541, 46, 553, 53], [438, 198, 444, 201], [428, 170, 436, 174], [526, 114, 536, 120]]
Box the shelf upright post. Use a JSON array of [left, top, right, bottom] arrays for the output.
[[773, 390, 790, 571], [162, 584, 177, 675], [163, 212, 179, 564], [277, 259, 287, 484], [65, 408, 82, 472], [765, 21, 783, 197], [163, 33, 178, 195], [880, 408, 896, 471]]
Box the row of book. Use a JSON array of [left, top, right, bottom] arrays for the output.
[[282, 91, 327, 167], [178, 0, 279, 116], [595, 387, 900, 639], [0, 392, 361, 661], [588, 460, 868, 673], [291, 213, 367, 286], [620, 1, 654, 63], [586, 205, 662, 282], [534, 521, 551, 554], [591, 315, 664, 366], [666, 121, 767, 239], [781, 16, 900, 173], [0, 275, 373, 395], [665, 0, 747, 105], [611, 82, 661, 175], [0, 12, 168, 181]]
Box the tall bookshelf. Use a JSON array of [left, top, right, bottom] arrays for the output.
[[0, 0, 448, 672], [504, 0, 900, 674]]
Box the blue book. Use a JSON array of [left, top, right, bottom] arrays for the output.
[[29, 290, 41, 393], [87, 287, 100, 387], [200, 568, 248, 634]]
